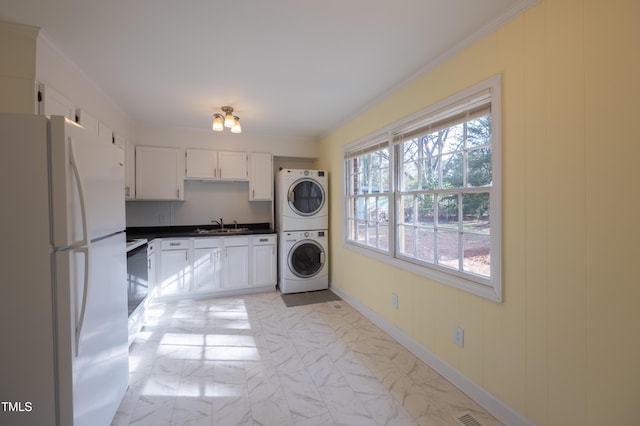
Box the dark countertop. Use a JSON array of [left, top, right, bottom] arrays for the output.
[[127, 223, 275, 241]]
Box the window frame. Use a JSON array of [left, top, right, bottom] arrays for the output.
[[342, 75, 502, 302]]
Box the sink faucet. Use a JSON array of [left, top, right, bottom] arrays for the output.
[[211, 218, 224, 230]]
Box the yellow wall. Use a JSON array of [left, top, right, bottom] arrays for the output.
[[317, 0, 640, 424]]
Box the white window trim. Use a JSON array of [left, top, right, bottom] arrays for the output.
[[342, 75, 502, 302]]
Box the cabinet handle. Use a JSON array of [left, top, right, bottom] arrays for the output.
[[260, 238, 268, 242], [170, 242, 181, 246], [177, 189, 180, 198]]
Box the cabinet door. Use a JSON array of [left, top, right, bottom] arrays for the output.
[[252, 242, 276, 286], [136, 146, 184, 200], [219, 151, 248, 181], [76, 108, 99, 136], [186, 149, 218, 179], [98, 122, 113, 145], [159, 248, 190, 296], [147, 241, 157, 298], [38, 83, 75, 120], [250, 152, 273, 201], [224, 238, 249, 288], [122, 138, 135, 199], [193, 246, 222, 292]]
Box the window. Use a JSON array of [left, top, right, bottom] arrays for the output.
[[343, 76, 502, 301], [345, 138, 390, 252]]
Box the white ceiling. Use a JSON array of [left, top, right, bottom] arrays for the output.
[[2, 0, 533, 139]]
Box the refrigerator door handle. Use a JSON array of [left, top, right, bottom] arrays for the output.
[[69, 140, 89, 247], [75, 245, 90, 357]]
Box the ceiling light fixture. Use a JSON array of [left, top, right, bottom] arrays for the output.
[[212, 106, 241, 133]]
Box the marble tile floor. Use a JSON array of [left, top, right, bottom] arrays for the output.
[[111, 291, 502, 426]]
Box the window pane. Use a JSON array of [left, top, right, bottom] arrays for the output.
[[442, 123, 464, 154], [354, 198, 366, 220], [398, 224, 415, 257], [400, 195, 415, 224], [462, 193, 490, 234], [366, 224, 377, 248], [377, 196, 389, 223], [421, 157, 439, 190], [416, 228, 435, 263], [437, 230, 459, 270], [442, 152, 464, 188], [416, 194, 434, 227], [378, 224, 389, 251], [463, 233, 490, 277], [468, 147, 492, 187], [403, 139, 419, 161], [467, 115, 491, 148], [402, 160, 419, 191], [355, 221, 366, 243], [437, 195, 459, 229]]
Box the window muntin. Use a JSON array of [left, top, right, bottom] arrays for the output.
[[343, 76, 501, 301]]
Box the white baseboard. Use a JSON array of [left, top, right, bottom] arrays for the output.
[[329, 283, 533, 426]]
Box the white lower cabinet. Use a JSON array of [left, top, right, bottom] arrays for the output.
[[224, 237, 250, 289], [251, 235, 277, 286], [155, 234, 275, 299], [193, 238, 222, 292], [158, 239, 190, 297]]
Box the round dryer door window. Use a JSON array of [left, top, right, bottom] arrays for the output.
[[288, 241, 325, 278], [288, 179, 325, 216]]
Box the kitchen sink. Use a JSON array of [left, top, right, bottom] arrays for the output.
[[194, 227, 250, 235]]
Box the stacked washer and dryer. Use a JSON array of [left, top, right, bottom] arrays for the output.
[[276, 169, 329, 294]]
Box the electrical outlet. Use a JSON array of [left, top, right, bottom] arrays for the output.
[[453, 326, 464, 348], [158, 214, 167, 224], [391, 293, 398, 309]]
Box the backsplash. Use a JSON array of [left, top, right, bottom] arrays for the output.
[[126, 180, 272, 227]]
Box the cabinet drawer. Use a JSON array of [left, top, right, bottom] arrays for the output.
[[224, 236, 249, 247], [194, 237, 223, 249], [251, 235, 276, 245], [161, 239, 190, 250]]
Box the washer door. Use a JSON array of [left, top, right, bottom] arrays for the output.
[[288, 240, 325, 278], [287, 178, 325, 216]]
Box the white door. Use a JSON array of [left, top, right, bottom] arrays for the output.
[[49, 116, 125, 247], [135, 146, 184, 200], [218, 151, 248, 180], [250, 153, 273, 201], [54, 233, 128, 426], [224, 239, 249, 288], [193, 246, 222, 291], [159, 248, 190, 296], [186, 148, 218, 179], [252, 243, 276, 286]]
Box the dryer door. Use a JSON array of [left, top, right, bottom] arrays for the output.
[[287, 179, 325, 216], [288, 240, 325, 278]]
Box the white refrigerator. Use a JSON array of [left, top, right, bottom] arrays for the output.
[[0, 113, 129, 425]]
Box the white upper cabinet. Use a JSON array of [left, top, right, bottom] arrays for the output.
[[37, 83, 75, 120], [185, 148, 217, 179], [218, 151, 248, 180], [185, 149, 248, 181], [76, 109, 113, 144], [249, 152, 273, 201], [135, 146, 185, 200], [116, 134, 135, 200]]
